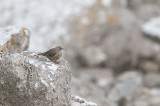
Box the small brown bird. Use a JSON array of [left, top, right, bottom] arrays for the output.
[[38, 46, 63, 64]]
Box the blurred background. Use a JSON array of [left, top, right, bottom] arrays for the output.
[[1, 0, 160, 105]]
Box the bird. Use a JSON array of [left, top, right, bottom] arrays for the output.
[[38, 46, 63, 64]]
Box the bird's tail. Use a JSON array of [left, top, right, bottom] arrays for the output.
[[37, 52, 45, 56]]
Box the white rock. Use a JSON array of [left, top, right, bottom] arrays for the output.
[[142, 17, 160, 38]]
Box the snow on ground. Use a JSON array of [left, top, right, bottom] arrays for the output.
[[72, 95, 98, 106]]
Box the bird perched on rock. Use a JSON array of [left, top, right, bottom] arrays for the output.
[[38, 46, 63, 64]]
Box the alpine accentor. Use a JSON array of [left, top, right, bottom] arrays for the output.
[[38, 46, 63, 64]]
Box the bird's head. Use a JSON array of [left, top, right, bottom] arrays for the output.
[[56, 46, 64, 50]]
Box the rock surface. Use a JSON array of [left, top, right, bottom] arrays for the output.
[[0, 51, 71, 106], [0, 26, 30, 53]]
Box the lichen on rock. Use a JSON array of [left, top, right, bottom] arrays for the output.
[[0, 26, 30, 53], [0, 51, 71, 106]]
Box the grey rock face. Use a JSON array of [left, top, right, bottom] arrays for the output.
[[0, 52, 71, 106], [0, 26, 30, 53]]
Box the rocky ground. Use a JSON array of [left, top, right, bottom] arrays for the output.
[[1, 0, 160, 106], [71, 68, 160, 106]]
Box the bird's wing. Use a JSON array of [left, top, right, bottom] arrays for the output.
[[38, 48, 58, 56], [45, 49, 56, 54], [47, 52, 56, 57]]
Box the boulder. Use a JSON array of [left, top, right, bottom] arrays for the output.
[[77, 46, 107, 67], [0, 51, 71, 106], [0, 26, 30, 53], [107, 71, 142, 106], [142, 17, 160, 41], [143, 74, 160, 88]]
